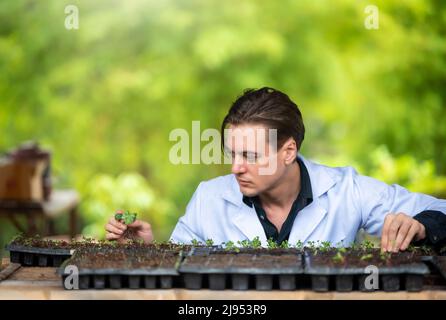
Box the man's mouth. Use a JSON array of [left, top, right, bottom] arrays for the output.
[[237, 179, 252, 186]]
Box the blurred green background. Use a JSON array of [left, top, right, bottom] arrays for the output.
[[1, 0, 446, 251]]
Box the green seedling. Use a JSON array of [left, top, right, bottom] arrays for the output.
[[114, 210, 137, 225], [224, 241, 240, 252], [294, 240, 304, 250], [251, 236, 262, 249], [267, 238, 278, 249], [360, 253, 373, 261], [319, 241, 331, 252], [280, 240, 290, 249], [205, 239, 214, 246], [237, 239, 251, 248], [332, 247, 347, 264]]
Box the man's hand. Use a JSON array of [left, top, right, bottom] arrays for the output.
[[381, 212, 426, 252], [105, 217, 153, 244]]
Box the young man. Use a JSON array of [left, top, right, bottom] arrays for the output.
[[105, 87, 446, 252]]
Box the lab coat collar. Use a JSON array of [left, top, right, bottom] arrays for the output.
[[222, 154, 339, 244]]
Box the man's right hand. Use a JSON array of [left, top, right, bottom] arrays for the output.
[[105, 216, 153, 244]]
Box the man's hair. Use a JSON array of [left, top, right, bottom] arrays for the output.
[[221, 87, 305, 151]]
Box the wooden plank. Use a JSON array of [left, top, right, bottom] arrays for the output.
[[0, 263, 21, 281], [1, 265, 446, 300]]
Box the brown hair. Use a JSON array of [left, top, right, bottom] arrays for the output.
[[221, 87, 305, 150]]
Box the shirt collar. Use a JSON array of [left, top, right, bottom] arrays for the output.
[[242, 156, 313, 208]]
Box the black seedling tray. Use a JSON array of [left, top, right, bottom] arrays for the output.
[[58, 248, 182, 290], [179, 249, 304, 291], [6, 244, 72, 267], [304, 252, 429, 292], [431, 256, 446, 282]]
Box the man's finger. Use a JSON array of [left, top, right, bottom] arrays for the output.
[[381, 214, 394, 252], [400, 223, 419, 251], [106, 232, 121, 240], [108, 217, 127, 231], [393, 219, 411, 252], [387, 217, 402, 252], [105, 224, 125, 235]]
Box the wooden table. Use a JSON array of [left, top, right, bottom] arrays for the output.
[[0, 190, 79, 238], [1, 259, 446, 300]]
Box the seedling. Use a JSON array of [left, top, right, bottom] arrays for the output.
[[267, 238, 278, 249], [332, 247, 347, 264], [319, 241, 331, 252], [360, 253, 373, 261], [380, 251, 392, 261], [280, 240, 290, 249], [362, 240, 375, 250], [294, 240, 304, 250], [114, 210, 137, 225], [205, 239, 214, 246], [251, 236, 262, 249], [237, 239, 251, 248], [224, 241, 240, 252], [191, 239, 201, 246]]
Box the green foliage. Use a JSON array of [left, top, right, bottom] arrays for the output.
[[237, 239, 251, 248], [250, 236, 262, 249], [1, 0, 446, 254], [294, 240, 304, 250], [224, 241, 240, 252], [205, 239, 214, 246], [114, 210, 137, 225], [279, 240, 290, 249], [332, 248, 347, 264], [267, 238, 278, 249]]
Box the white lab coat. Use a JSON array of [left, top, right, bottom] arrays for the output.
[[170, 155, 446, 246]]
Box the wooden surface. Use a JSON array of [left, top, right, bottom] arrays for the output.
[[1, 259, 446, 300]]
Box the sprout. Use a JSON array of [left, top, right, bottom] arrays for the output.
[[294, 240, 304, 250], [280, 240, 290, 249], [267, 238, 278, 249], [114, 210, 137, 225], [251, 236, 262, 249]]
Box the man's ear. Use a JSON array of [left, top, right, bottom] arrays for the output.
[[282, 138, 297, 165]]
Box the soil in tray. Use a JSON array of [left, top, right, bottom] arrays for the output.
[[8, 235, 191, 253], [182, 252, 301, 270], [308, 248, 425, 268], [67, 247, 179, 270]]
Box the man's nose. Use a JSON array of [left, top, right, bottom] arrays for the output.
[[231, 158, 247, 174]]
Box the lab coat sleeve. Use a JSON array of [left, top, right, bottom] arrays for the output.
[[353, 173, 446, 237], [169, 182, 206, 244]]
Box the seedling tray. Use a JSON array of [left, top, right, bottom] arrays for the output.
[[304, 250, 429, 292], [431, 256, 446, 282], [6, 244, 72, 267], [58, 247, 182, 289], [179, 248, 304, 291]]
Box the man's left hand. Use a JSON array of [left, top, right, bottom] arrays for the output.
[[381, 212, 426, 252]]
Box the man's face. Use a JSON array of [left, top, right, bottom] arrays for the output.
[[225, 123, 293, 197]]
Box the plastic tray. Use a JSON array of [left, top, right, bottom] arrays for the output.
[[5, 244, 72, 267], [179, 250, 304, 291], [304, 252, 430, 292], [58, 248, 182, 289]]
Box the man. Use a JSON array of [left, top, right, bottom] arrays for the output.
[[105, 87, 446, 252]]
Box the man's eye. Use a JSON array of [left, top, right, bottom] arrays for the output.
[[246, 153, 258, 162]]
